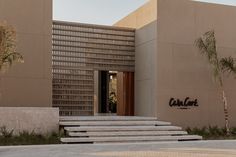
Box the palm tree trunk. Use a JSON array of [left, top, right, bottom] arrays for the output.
[[0, 77, 1, 96], [222, 90, 230, 135]]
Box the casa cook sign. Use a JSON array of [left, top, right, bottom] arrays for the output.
[[169, 97, 198, 109]]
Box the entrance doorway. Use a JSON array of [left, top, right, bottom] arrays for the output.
[[98, 71, 118, 114], [96, 71, 134, 116]]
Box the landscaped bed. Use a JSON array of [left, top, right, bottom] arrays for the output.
[[187, 126, 236, 140], [0, 126, 61, 146]]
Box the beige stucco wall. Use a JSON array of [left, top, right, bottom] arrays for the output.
[[0, 0, 52, 107], [114, 0, 157, 29], [156, 0, 236, 128], [116, 0, 236, 128]]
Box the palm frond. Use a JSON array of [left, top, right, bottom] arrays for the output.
[[195, 30, 222, 84], [220, 57, 236, 75], [195, 37, 208, 55], [0, 22, 23, 71]]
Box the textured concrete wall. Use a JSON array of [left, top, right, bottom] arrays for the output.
[[156, 0, 236, 128], [0, 107, 59, 134], [114, 0, 157, 29], [0, 0, 52, 107], [135, 21, 158, 116]]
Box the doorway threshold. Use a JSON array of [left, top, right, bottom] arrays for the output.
[[95, 113, 117, 116]]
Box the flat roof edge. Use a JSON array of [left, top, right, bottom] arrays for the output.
[[53, 20, 136, 32]]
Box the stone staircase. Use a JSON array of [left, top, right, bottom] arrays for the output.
[[60, 116, 202, 144]]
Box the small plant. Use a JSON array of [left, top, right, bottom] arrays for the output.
[[208, 126, 225, 136], [109, 92, 117, 113], [230, 127, 236, 135], [0, 126, 13, 138]]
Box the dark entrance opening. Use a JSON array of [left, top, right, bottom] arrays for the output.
[[98, 71, 117, 114], [99, 71, 108, 113]]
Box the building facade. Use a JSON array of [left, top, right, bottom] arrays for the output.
[[52, 21, 135, 116], [0, 0, 52, 107], [1, 0, 236, 131], [0, 0, 58, 134], [116, 0, 236, 128]]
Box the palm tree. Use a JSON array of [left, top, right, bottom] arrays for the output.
[[195, 30, 230, 135], [0, 22, 23, 71], [0, 23, 23, 105]]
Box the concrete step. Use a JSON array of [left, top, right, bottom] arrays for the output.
[[60, 116, 158, 121], [68, 130, 188, 137], [64, 126, 182, 132], [61, 135, 202, 143], [59, 116, 202, 144], [60, 120, 171, 126]]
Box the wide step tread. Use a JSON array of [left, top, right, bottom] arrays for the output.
[[61, 135, 202, 143], [60, 120, 171, 126], [64, 126, 182, 132], [60, 116, 157, 121], [69, 131, 188, 137]]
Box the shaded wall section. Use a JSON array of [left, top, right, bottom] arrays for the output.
[[0, 0, 52, 107], [134, 21, 158, 117]]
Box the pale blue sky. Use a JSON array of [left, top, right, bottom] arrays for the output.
[[53, 0, 236, 25]]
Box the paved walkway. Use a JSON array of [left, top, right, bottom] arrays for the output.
[[1, 140, 236, 157], [92, 148, 236, 157]]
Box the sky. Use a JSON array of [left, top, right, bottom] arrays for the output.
[[53, 0, 149, 25], [53, 0, 236, 25]]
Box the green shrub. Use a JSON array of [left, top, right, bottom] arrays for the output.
[[0, 126, 13, 138], [0, 126, 61, 146], [230, 127, 236, 135], [186, 126, 236, 140]]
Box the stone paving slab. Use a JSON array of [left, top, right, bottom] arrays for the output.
[[61, 135, 202, 143], [64, 125, 182, 132], [90, 148, 236, 157], [59, 120, 171, 126], [1, 140, 236, 157], [59, 116, 158, 121], [68, 130, 188, 137]]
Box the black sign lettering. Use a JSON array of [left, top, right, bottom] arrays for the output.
[[169, 97, 198, 109]]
